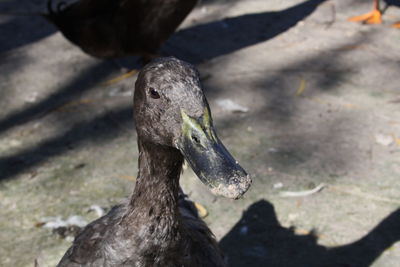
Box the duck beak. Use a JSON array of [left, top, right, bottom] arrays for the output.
[[177, 108, 251, 199]]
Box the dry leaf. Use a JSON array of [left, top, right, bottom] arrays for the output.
[[295, 78, 306, 96]]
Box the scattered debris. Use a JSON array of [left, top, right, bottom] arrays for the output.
[[295, 78, 306, 96], [182, 160, 188, 170], [8, 139, 21, 147], [288, 213, 299, 222], [38, 215, 87, 229], [194, 202, 208, 218], [201, 6, 208, 14], [375, 133, 394, 146], [26, 170, 38, 180], [74, 163, 86, 169], [36, 215, 88, 239], [273, 182, 283, 189], [88, 205, 105, 217], [279, 183, 326, 197], [216, 99, 249, 113], [54, 226, 81, 241], [297, 21, 305, 27], [392, 134, 400, 146], [294, 228, 310, 235], [25, 91, 39, 103]]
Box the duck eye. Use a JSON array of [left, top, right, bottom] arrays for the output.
[[149, 88, 160, 99]]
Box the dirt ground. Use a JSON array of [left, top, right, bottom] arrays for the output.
[[1, 0, 400, 266]]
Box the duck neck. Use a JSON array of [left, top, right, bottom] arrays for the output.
[[130, 139, 183, 222]]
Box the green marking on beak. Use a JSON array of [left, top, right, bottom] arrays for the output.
[[181, 110, 201, 138], [202, 107, 218, 142], [180, 108, 217, 144]]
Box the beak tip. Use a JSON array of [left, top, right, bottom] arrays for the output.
[[210, 174, 252, 199]]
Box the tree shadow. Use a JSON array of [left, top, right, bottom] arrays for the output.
[[166, 0, 329, 64], [0, 0, 330, 182], [0, 2, 55, 54], [0, 105, 133, 181], [0, 0, 327, 135], [0, 61, 114, 135], [0, 19, 375, 182], [220, 200, 400, 267]]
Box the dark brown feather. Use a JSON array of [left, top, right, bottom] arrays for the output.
[[44, 0, 198, 60]]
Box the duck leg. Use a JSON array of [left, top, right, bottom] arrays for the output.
[[348, 0, 382, 24]]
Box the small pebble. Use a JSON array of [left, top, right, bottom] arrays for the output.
[[375, 133, 393, 146]]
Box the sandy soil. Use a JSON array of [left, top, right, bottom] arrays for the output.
[[1, 0, 400, 266]]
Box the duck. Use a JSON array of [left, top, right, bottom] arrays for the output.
[[2, 0, 198, 64], [42, 0, 198, 84], [348, 0, 400, 28], [56, 57, 252, 267], [44, 0, 198, 61]]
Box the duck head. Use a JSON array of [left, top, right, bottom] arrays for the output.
[[134, 57, 251, 199]]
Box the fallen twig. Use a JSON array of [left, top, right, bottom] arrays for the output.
[[295, 78, 306, 96], [279, 183, 326, 197]]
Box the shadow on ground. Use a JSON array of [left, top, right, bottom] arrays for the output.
[[168, 0, 328, 64], [0, 19, 380, 183], [220, 200, 400, 267], [384, 0, 400, 9], [0, 0, 328, 135], [0, 12, 54, 54], [0, 105, 133, 181], [0, 61, 113, 134], [0, 0, 325, 133], [0, 0, 329, 181]]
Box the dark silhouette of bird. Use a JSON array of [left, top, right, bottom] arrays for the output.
[[44, 0, 198, 61], [0, 0, 198, 83]]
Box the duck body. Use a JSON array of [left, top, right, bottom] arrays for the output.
[[45, 0, 198, 59], [57, 57, 251, 266], [58, 146, 224, 267]]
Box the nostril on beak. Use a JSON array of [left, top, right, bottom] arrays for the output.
[[191, 134, 201, 145]]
